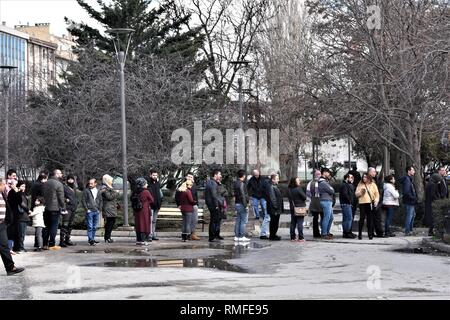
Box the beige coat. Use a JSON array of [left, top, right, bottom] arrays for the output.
[[355, 182, 380, 205]]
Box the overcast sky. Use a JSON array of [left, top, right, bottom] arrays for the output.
[[0, 0, 105, 36]]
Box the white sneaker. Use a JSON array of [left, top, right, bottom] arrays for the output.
[[239, 237, 251, 242], [234, 237, 240, 242]]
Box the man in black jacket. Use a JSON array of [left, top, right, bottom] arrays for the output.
[[205, 169, 224, 242], [60, 174, 78, 247], [42, 169, 68, 250], [175, 172, 200, 240], [147, 169, 163, 241], [264, 174, 283, 241], [340, 174, 357, 239], [0, 179, 25, 276], [247, 170, 266, 220]]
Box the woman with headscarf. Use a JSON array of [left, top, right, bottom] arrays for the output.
[[132, 178, 154, 246], [101, 175, 119, 243], [424, 174, 444, 237]]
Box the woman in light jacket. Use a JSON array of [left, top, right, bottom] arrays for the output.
[[382, 175, 399, 237], [355, 174, 380, 240]]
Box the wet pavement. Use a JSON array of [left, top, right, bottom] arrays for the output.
[[1, 232, 449, 300]]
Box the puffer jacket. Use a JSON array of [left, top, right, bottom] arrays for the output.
[[101, 186, 118, 218], [383, 183, 400, 206]]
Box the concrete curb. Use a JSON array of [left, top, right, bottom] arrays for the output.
[[422, 237, 450, 254]]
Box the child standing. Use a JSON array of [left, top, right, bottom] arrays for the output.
[[29, 197, 45, 252]]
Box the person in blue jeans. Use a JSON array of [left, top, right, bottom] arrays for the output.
[[247, 170, 266, 220], [234, 170, 250, 242], [399, 166, 418, 236], [382, 175, 400, 237], [82, 178, 103, 246], [318, 168, 335, 240], [339, 173, 356, 239]]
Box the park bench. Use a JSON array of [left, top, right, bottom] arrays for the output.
[[157, 206, 206, 232]]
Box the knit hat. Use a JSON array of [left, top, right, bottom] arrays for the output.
[[136, 177, 147, 189], [102, 174, 114, 188]]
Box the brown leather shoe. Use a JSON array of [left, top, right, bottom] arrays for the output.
[[190, 233, 200, 241]]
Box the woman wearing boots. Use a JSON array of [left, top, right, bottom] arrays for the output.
[[178, 180, 196, 242], [101, 175, 119, 243], [355, 174, 380, 240]]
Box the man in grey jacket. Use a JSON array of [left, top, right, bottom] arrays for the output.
[[42, 169, 67, 250], [82, 178, 103, 246]]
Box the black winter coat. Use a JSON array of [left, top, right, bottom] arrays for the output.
[[247, 176, 265, 199], [64, 184, 78, 212], [148, 180, 163, 211], [17, 191, 30, 222], [205, 179, 224, 210], [339, 182, 355, 205], [288, 187, 307, 215], [265, 183, 284, 216], [101, 186, 118, 218]]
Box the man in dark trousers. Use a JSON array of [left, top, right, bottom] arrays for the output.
[[340, 174, 357, 238], [147, 169, 163, 241], [265, 173, 284, 241], [42, 169, 68, 250], [0, 179, 25, 276], [175, 172, 200, 240], [30, 170, 48, 210], [60, 174, 78, 247], [205, 169, 225, 242]]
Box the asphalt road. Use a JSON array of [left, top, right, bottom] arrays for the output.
[[1, 229, 449, 300]]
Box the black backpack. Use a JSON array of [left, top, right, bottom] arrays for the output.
[[131, 192, 143, 211]]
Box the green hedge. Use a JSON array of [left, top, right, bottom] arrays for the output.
[[432, 198, 450, 238]]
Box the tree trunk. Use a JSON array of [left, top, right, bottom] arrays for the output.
[[411, 125, 425, 203]]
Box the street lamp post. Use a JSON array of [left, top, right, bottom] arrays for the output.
[[106, 28, 134, 227], [1, 65, 17, 178], [238, 78, 243, 130]]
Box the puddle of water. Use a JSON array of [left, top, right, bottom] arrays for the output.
[[75, 242, 269, 255], [392, 247, 450, 257], [47, 282, 173, 295], [81, 257, 250, 273]]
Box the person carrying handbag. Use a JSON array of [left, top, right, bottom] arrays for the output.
[[355, 174, 380, 240], [288, 177, 307, 242]]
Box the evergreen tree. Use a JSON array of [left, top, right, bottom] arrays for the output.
[[65, 0, 204, 61]]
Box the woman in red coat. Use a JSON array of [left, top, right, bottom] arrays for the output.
[[178, 180, 196, 242], [132, 178, 154, 246]]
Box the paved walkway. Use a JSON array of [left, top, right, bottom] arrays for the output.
[[2, 226, 449, 300]]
